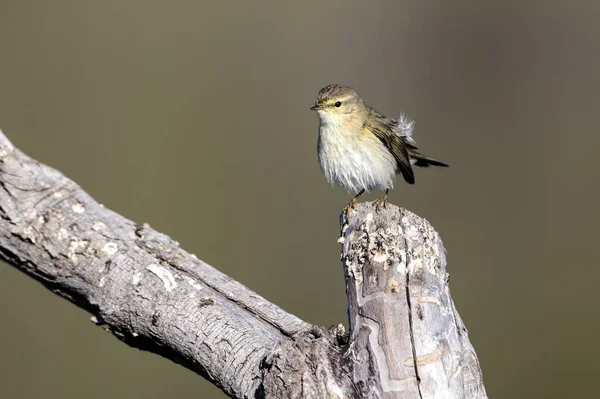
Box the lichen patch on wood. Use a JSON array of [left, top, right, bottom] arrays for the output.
[[146, 264, 177, 292]]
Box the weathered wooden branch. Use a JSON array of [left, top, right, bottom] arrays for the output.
[[341, 205, 487, 398], [0, 129, 486, 398]]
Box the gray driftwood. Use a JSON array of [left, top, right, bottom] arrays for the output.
[[0, 129, 486, 398]]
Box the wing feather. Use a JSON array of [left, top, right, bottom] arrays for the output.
[[365, 110, 415, 184]]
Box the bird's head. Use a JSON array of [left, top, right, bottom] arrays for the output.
[[311, 84, 367, 128]]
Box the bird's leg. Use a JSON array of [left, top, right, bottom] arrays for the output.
[[374, 189, 389, 212], [344, 189, 365, 219], [349, 189, 365, 208]]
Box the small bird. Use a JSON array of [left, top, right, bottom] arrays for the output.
[[311, 84, 448, 210]]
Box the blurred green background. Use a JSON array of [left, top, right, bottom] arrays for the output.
[[1, 1, 598, 398]]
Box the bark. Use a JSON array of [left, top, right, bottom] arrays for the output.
[[340, 204, 487, 398], [0, 129, 486, 398]]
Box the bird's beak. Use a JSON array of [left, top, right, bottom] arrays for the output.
[[310, 104, 323, 111]]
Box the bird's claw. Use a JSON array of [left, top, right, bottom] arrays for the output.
[[344, 198, 359, 220], [374, 198, 387, 212]]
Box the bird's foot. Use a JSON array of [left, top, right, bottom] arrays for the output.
[[374, 197, 387, 212], [343, 197, 359, 220]]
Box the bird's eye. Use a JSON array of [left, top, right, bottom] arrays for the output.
[[334, 101, 342, 107]]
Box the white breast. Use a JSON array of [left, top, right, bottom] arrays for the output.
[[317, 123, 396, 194]]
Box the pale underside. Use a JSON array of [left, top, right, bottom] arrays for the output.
[[318, 122, 398, 194]]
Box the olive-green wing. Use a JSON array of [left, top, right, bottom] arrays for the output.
[[365, 111, 415, 184]]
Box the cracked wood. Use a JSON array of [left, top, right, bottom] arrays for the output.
[[341, 204, 487, 398], [0, 128, 487, 398]]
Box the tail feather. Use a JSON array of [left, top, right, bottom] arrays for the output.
[[410, 152, 449, 168]]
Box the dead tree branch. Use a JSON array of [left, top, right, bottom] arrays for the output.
[[0, 129, 486, 398], [341, 204, 487, 398]]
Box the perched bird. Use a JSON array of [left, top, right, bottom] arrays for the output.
[[311, 84, 448, 209]]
